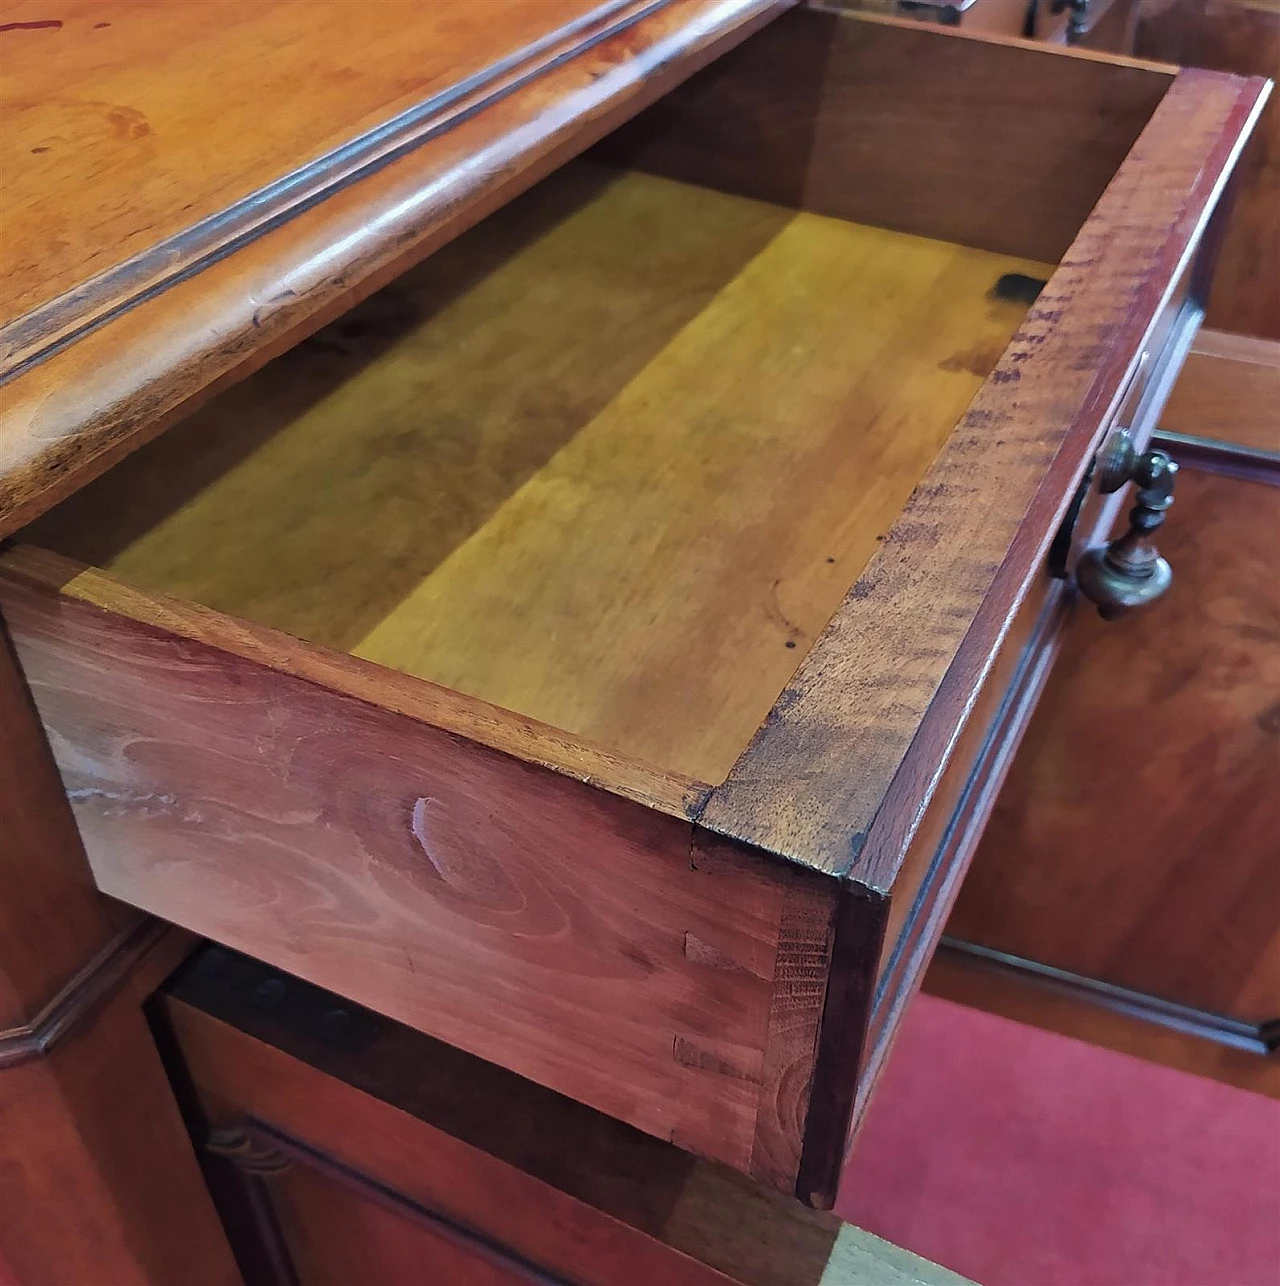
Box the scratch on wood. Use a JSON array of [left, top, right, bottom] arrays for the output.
[[683, 931, 761, 977], [672, 1035, 762, 1084]]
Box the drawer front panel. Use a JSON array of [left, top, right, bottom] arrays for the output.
[[850, 216, 1221, 1119], [0, 568, 838, 1191]]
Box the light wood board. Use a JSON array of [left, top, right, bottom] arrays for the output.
[[28, 163, 1047, 782]]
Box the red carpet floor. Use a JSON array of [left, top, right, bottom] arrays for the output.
[[837, 995, 1280, 1286]]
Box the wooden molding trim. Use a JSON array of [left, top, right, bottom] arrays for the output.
[[935, 938, 1280, 1057], [205, 1125, 293, 1176], [1189, 328, 1280, 366], [0, 0, 681, 382], [214, 1119, 560, 1285], [845, 584, 1072, 1150], [1152, 429, 1280, 484], [0, 918, 166, 1069]]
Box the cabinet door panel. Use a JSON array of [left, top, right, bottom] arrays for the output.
[[939, 463, 1280, 1070]]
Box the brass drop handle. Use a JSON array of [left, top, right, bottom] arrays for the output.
[[1075, 429, 1178, 621]]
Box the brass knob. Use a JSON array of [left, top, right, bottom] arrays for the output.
[[1075, 434, 1178, 620]]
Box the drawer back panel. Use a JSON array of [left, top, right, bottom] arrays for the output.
[[599, 7, 1174, 263]]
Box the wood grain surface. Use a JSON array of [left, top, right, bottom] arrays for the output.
[[260, 1157, 551, 1286], [0, 0, 621, 334], [1160, 329, 1280, 451], [0, 0, 787, 536], [0, 615, 132, 1031], [27, 163, 1046, 784], [947, 467, 1280, 1027], [1136, 0, 1280, 340], [603, 9, 1175, 263], [3, 544, 705, 821], [0, 561, 841, 1190], [701, 63, 1269, 879]]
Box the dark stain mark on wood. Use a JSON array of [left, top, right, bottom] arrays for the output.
[[0, 19, 64, 32], [672, 1035, 762, 1083]]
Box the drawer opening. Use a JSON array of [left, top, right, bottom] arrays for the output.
[[21, 155, 1051, 785], [18, 11, 1177, 788]]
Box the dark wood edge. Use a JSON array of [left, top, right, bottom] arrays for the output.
[[935, 939, 1280, 1057], [840, 583, 1071, 1169], [793, 883, 888, 1210], [0, 917, 167, 1068], [1153, 430, 1280, 484], [1188, 134, 1247, 311], [744, 861, 843, 1194], [0, 0, 676, 379]]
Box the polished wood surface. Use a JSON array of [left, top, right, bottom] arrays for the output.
[[604, 12, 1174, 264], [0, 0, 612, 328], [0, 0, 787, 536], [0, 544, 703, 820], [27, 162, 1047, 784], [701, 59, 1268, 878], [161, 947, 974, 1286], [262, 1159, 549, 1286], [1160, 330, 1280, 452], [0, 556, 840, 1192], [0, 618, 129, 1029], [0, 928, 237, 1286], [1136, 0, 1280, 340], [4, 11, 1268, 1208], [0, 623, 236, 1284], [947, 467, 1280, 1043]]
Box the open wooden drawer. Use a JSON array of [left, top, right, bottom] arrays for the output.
[[0, 10, 1266, 1207]]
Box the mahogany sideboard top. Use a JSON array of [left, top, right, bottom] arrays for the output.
[[0, 0, 786, 531], [0, 0, 1269, 1215]]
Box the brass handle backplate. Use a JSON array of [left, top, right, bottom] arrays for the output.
[[1076, 428, 1178, 620]]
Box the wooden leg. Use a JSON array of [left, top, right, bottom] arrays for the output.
[[0, 622, 239, 1286]]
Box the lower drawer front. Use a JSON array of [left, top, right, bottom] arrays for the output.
[[159, 945, 973, 1286]]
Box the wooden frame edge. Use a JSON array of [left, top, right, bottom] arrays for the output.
[[934, 938, 1280, 1058], [794, 882, 889, 1210], [0, 919, 165, 1069]]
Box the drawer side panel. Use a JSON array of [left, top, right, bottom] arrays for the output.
[[0, 572, 836, 1186]]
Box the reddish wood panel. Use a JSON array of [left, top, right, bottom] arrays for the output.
[[0, 562, 840, 1191], [0, 613, 236, 1282], [948, 468, 1280, 1026], [160, 951, 973, 1285], [0, 620, 131, 1030], [0, 942, 238, 1286], [1136, 0, 1280, 340], [1160, 330, 1280, 452], [603, 9, 1174, 262], [266, 1157, 547, 1286]]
